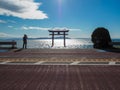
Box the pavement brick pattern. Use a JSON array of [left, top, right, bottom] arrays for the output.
[[0, 65, 120, 90], [0, 49, 120, 62]]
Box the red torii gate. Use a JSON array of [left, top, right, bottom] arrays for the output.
[[48, 29, 69, 47]]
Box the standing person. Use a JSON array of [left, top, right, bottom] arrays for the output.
[[23, 34, 28, 49]]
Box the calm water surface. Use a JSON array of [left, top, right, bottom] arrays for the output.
[[0, 38, 120, 49], [0, 38, 93, 49]]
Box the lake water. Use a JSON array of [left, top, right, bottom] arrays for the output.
[[0, 38, 93, 49], [0, 38, 120, 49]]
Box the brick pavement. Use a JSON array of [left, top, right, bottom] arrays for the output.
[[0, 49, 120, 90], [0, 65, 120, 90], [0, 49, 120, 62]]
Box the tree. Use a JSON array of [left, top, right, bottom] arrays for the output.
[[91, 27, 112, 49]]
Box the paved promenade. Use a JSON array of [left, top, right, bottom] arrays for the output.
[[0, 49, 120, 90], [0, 65, 120, 90], [0, 49, 120, 63]]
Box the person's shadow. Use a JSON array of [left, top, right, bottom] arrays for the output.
[[14, 48, 23, 52]]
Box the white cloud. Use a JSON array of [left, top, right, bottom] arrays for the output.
[[21, 26, 81, 31], [0, 32, 11, 37], [21, 26, 51, 30], [69, 28, 81, 31], [0, 20, 7, 23], [0, 19, 17, 24], [0, 0, 48, 19], [7, 20, 16, 23], [8, 25, 18, 30], [8, 26, 13, 28], [0, 32, 20, 38], [52, 27, 68, 30], [52, 27, 81, 31]]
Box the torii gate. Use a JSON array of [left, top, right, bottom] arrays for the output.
[[48, 29, 69, 47]]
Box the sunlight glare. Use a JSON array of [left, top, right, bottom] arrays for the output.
[[58, 0, 63, 4]]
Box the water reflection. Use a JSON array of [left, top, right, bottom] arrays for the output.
[[1, 39, 93, 49], [0, 49, 8, 52]]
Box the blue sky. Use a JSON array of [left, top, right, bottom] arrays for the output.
[[0, 0, 120, 38]]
